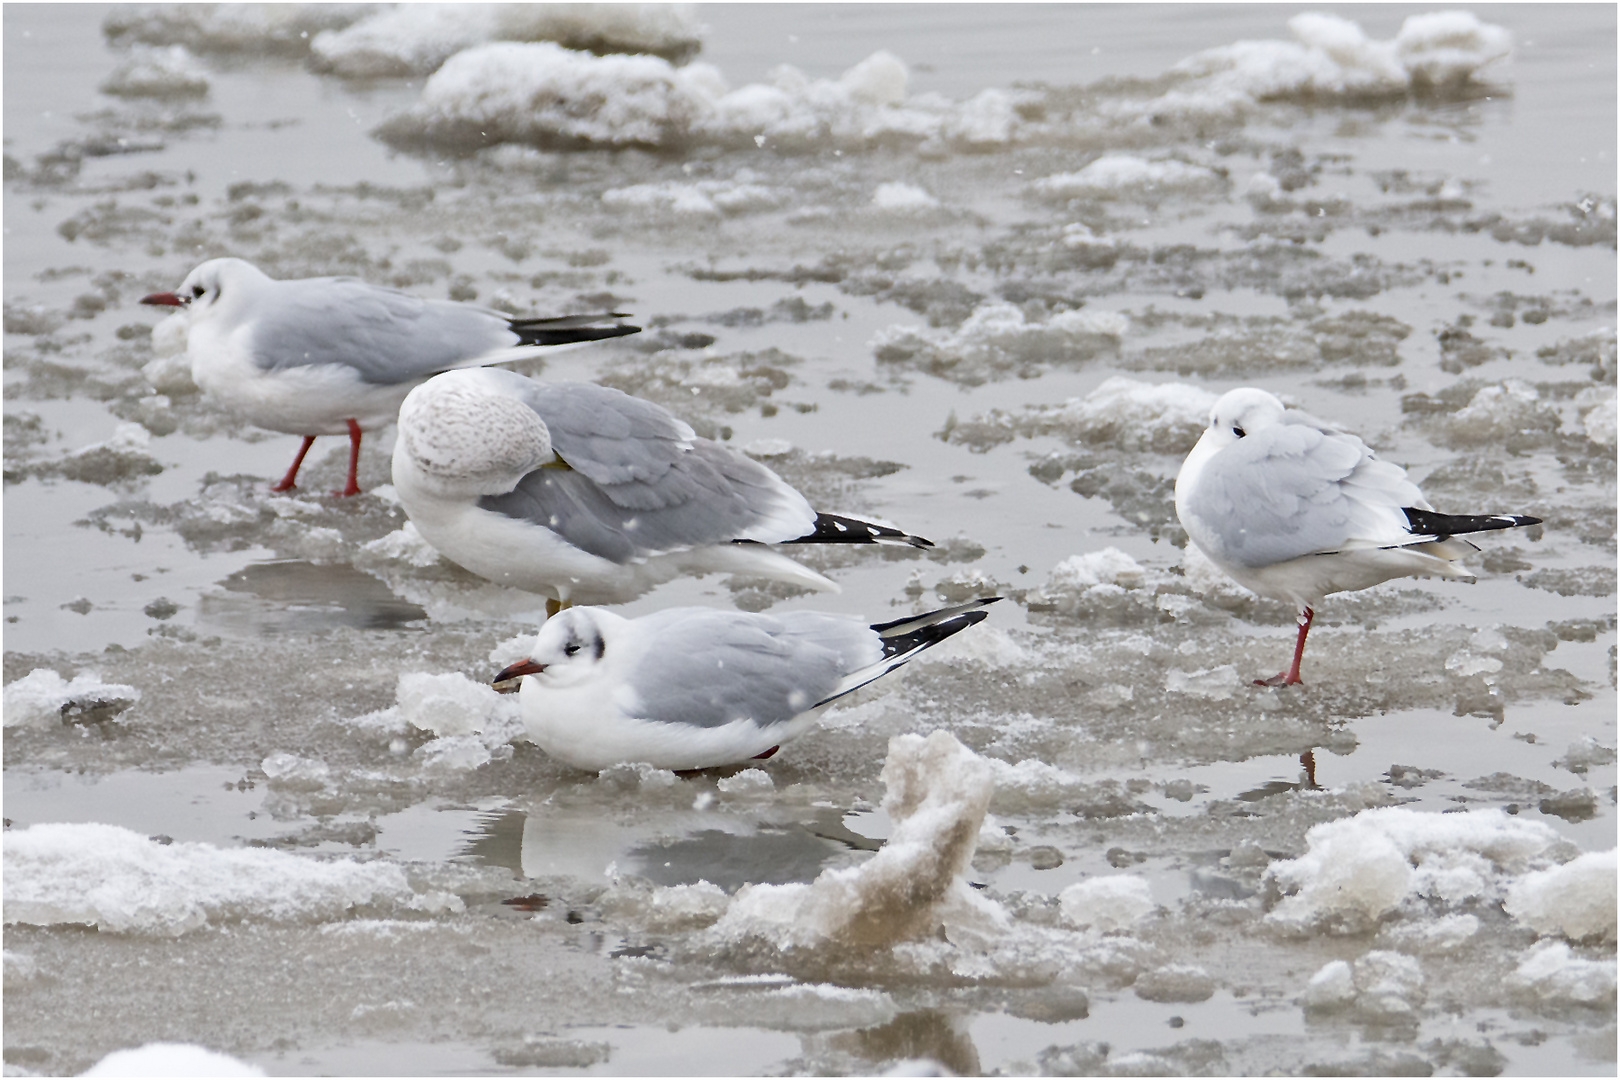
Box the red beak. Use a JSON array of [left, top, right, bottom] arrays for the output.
[[493, 658, 545, 692], [140, 292, 188, 307]]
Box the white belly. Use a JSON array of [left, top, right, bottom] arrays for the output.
[[190, 331, 416, 435]]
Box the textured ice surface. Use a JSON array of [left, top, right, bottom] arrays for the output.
[[872, 303, 1128, 386], [1509, 941, 1618, 1007], [3, 669, 141, 730], [4, 823, 461, 935], [1266, 806, 1567, 932], [82, 1041, 265, 1077]]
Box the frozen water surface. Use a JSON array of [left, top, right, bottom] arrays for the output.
[[4, 3, 1614, 1075]]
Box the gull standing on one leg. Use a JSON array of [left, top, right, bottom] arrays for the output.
[[1175, 387, 1540, 686]]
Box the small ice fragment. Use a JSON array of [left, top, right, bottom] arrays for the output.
[[717, 769, 775, 795], [1058, 875, 1155, 932], [1303, 960, 1356, 1010], [259, 752, 330, 790], [1164, 665, 1239, 700], [872, 181, 939, 212], [1134, 963, 1216, 1002]]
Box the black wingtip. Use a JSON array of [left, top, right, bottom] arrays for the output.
[[784, 512, 933, 549], [507, 313, 641, 347], [1404, 507, 1542, 537], [873, 600, 996, 659]]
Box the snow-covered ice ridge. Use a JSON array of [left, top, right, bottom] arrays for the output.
[[368, 10, 1511, 152]]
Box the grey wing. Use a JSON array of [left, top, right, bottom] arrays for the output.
[[477, 382, 815, 562], [627, 610, 870, 730], [248, 278, 514, 384], [1186, 423, 1421, 567]]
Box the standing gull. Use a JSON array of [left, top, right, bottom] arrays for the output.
[[1175, 387, 1540, 686], [493, 598, 998, 771], [393, 367, 932, 611], [140, 257, 639, 496]]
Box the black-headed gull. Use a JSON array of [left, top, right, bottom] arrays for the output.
[[493, 598, 998, 771], [1175, 387, 1540, 686], [140, 257, 639, 496], [392, 367, 932, 611]]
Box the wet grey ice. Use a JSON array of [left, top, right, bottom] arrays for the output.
[[3, 4, 1615, 1077]]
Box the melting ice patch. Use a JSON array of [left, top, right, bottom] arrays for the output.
[[1032, 155, 1226, 204], [942, 376, 1213, 453], [310, 3, 703, 77], [1265, 806, 1568, 932], [3, 669, 140, 730], [4, 823, 461, 935], [99, 44, 210, 99], [872, 303, 1127, 386]]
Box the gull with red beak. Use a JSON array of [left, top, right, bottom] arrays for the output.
[[493, 598, 999, 772], [140, 257, 638, 496], [1175, 387, 1541, 686]]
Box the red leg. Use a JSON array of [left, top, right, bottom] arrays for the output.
[[1256, 607, 1313, 687], [336, 419, 363, 497], [271, 436, 317, 492]]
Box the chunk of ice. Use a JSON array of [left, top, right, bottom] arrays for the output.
[[3, 668, 141, 730], [83, 1042, 265, 1077], [5, 823, 459, 935], [1058, 875, 1156, 933], [1505, 848, 1617, 941]]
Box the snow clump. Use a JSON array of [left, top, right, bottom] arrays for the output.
[[1507, 941, 1617, 1007], [1151, 11, 1510, 127], [1058, 875, 1156, 933], [1265, 806, 1565, 932], [4, 823, 460, 935], [310, 3, 703, 77], [379, 44, 1028, 154], [3, 668, 141, 730], [83, 1042, 265, 1077], [871, 181, 941, 213], [1504, 848, 1617, 941]]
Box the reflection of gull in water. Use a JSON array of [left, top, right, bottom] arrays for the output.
[[1175, 387, 1540, 686], [395, 367, 932, 611], [494, 599, 997, 771], [140, 257, 638, 496]]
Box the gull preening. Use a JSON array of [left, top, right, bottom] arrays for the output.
[[140, 257, 639, 496], [1175, 387, 1540, 686], [393, 367, 933, 610], [493, 598, 999, 771]]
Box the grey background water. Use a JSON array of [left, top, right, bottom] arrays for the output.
[[4, 4, 1615, 1076]]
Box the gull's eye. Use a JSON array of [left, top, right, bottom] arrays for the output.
[[1232, 425, 1246, 438], [191, 284, 206, 299], [563, 642, 581, 657]]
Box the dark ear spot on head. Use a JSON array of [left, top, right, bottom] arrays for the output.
[[593, 633, 606, 661]]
